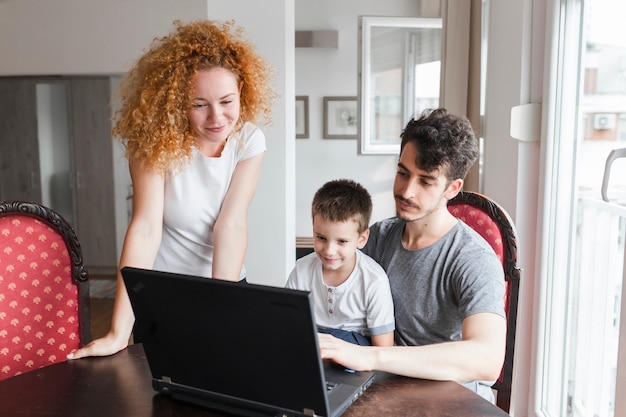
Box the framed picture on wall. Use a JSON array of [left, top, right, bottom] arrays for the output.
[[295, 96, 309, 139], [323, 96, 357, 139]]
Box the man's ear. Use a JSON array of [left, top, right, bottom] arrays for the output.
[[444, 178, 464, 200], [357, 228, 370, 249]]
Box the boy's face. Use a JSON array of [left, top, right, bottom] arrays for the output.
[[312, 214, 369, 274]]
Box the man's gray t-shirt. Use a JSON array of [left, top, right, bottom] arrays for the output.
[[363, 217, 505, 399]]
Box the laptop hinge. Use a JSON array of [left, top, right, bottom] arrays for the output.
[[162, 376, 172, 384], [303, 408, 315, 416]]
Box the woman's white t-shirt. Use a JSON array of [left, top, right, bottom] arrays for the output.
[[153, 122, 266, 280]]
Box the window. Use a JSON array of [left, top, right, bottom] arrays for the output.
[[539, 1, 626, 416]]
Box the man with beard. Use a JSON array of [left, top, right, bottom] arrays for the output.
[[318, 108, 506, 403]]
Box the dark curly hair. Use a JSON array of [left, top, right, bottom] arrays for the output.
[[400, 108, 478, 182], [311, 179, 372, 234], [112, 20, 276, 173]]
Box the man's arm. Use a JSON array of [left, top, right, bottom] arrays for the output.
[[319, 312, 506, 383]]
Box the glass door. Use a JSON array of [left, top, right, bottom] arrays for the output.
[[541, 1, 626, 416]]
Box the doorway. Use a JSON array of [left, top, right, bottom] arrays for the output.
[[0, 77, 117, 274]]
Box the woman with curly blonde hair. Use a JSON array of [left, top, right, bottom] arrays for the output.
[[68, 19, 276, 360]]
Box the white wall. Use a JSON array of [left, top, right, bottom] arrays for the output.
[[483, 0, 545, 414], [294, 0, 425, 236], [0, 0, 295, 288], [206, 0, 295, 286], [0, 0, 208, 76]]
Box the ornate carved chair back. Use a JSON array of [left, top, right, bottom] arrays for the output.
[[448, 191, 521, 413], [0, 201, 91, 381]]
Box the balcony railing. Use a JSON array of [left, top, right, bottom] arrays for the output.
[[569, 196, 626, 417]]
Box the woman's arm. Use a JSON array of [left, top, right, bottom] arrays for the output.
[[212, 152, 264, 281], [68, 160, 165, 359]]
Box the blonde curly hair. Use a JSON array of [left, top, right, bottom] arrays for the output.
[[112, 20, 276, 173]]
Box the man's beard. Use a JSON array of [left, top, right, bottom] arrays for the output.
[[396, 208, 436, 223], [394, 195, 444, 223]]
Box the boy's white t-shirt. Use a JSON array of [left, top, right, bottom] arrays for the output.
[[286, 250, 395, 337], [153, 123, 265, 280]]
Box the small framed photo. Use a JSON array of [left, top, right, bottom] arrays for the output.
[[295, 96, 309, 139], [323, 96, 358, 139]]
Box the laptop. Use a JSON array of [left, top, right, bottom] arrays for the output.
[[121, 267, 376, 417]]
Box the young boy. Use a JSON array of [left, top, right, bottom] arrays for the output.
[[286, 179, 394, 346]]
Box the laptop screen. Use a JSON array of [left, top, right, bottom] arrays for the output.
[[122, 267, 332, 416]]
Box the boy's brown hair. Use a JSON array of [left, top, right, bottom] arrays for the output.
[[311, 179, 372, 233]]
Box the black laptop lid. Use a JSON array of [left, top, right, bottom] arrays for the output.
[[122, 267, 330, 416]]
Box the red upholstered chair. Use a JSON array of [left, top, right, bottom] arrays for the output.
[[447, 191, 521, 413], [0, 201, 92, 380]]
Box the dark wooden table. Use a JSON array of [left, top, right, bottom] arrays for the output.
[[0, 344, 508, 416]]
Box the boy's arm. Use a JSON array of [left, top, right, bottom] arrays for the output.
[[371, 332, 394, 347], [364, 264, 395, 348]]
